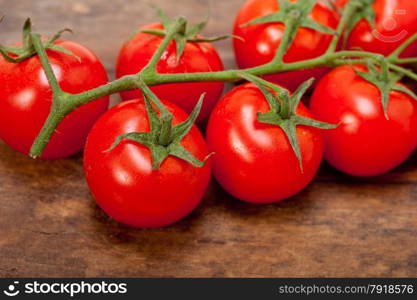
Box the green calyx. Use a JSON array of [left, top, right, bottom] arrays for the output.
[[105, 83, 209, 170], [139, 8, 231, 63], [342, 0, 375, 47], [244, 0, 335, 61], [241, 73, 337, 171], [0, 18, 77, 63], [355, 60, 417, 118]]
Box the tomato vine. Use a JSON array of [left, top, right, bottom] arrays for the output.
[[2, 0, 417, 161]]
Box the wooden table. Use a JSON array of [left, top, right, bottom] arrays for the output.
[[1, 0, 417, 278]]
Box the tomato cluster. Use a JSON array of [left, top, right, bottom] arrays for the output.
[[2, 0, 417, 228]]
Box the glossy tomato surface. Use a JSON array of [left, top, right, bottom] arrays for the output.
[[116, 23, 224, 121], [84, 99, 211, 228], [310, 65, 417, 177], [340, 0, 417, 57], [0, 40, 109, 159], [206, 83, 324, 204], [233, 0, 339, 91]]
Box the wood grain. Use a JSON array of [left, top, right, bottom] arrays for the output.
[[1, 0, 417, 278]]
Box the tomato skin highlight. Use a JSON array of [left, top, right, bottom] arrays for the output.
[[339, 0, 417, 57], [233, 0, 339, 91], [310, 65, 417, 177], [0, 40, 109, 159], [116, 23, 225, 121], [84, 99, 211, 228], [206, 83, 324, 204]]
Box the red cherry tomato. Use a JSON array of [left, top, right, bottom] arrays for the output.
[[233, 0, 339, 91], [206, 83, 324, 204], [310, 65, 417, 177], [0, 40, 109, 159], [84, 99, 211, 228], [116, 23, 224, 121], [341, 0, 417, 57]]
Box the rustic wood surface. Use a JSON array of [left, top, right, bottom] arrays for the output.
[[1, 0, 417, 278]]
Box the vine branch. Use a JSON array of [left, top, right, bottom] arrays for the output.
[[15, 0, 417, 158]]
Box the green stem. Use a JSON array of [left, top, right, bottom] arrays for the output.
[[141, 50, 385, 85], [142, 16, 187, 74], [139, 81, 171, 117], [158, 115, 173, 146], [30, 34, 62, 93], [272, 17, 298, 64], [325, 0, 359, 54], [69, 75, 140, 108], [332, 58, 369, 66], [393, 57, 417, 65], [389, 63, 417, 81], [389, 32, 417, 61], [30, 34, 70, 158], [29, 103, 68, 158]]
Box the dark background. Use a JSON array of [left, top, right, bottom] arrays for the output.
[[0, 0, 417, 277]]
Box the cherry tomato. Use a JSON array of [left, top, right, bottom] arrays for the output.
[[233, 0, 339, 91], [116, 23, 224, 121], [340, 0, 417, 57], [206, 82, 324, 204], [84, 99, 211, 228], [310, 65, 417, 177], [0, 40, 109, 159]]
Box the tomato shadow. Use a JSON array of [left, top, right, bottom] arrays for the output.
[[0, 142, 85, 197], [0, 141, 83, 174], [208, 178, 320, 222], [208, 148, 417, 222], [87, 187, 212, 258], [316, 150, 417, 185]]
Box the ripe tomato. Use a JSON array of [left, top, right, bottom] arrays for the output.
[[233, 0, 339, 91], [84, 99, 211, 228], [341, 0, 417, 57], [206, 82, 324, 204], [0, 40, 109, 159], [116, 23, 224, 121], [310, 65, 417, 177]]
